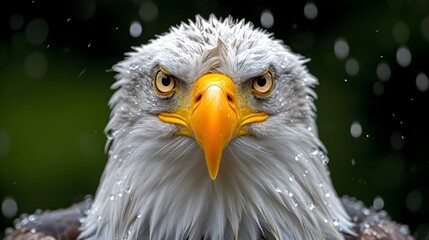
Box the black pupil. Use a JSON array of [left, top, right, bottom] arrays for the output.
[[161, 76, 171, 86], [257, 76, 266, 87]]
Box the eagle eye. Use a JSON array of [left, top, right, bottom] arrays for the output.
[[251, 70, 274, 96], [154, 67, 177, 96]]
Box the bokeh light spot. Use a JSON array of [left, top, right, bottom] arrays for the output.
[[373, 196, 384, 210], [376, 62, 391, 82], [350, 121, 362, 138], [406, 189, 422, 212], [373, 82, 384, 96], [0, 129, 11, 157], [345, 58, 359, 76], [303, 2, 318, 20], [9, 14, 24, 31], [139, 1, 158, 22], [260, 9, 274, 28], [72, 0, 96, 21], [25, 18, 49, 45], [130, 20, 142, 38], [24, 51, 48, 79], [2, 197, 18, 219], [334, 38, 349, 60], [421, 15, 429, 42], [392, 21, 409, 44], [390, 131, 404, 150], [396, 46, 411, 67], [416, 72, 428, 92]]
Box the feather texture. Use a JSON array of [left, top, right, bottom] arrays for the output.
[[79, 14, 355, 239]]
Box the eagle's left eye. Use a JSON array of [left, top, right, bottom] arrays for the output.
[[251, 70, 274, 96], [154, 68, 177, 96]]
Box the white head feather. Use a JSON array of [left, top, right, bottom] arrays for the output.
[[80, 15, 354, 240]]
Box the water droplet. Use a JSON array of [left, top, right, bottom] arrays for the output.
[[351, 159, 356, 166], [333, 219, 340, 227], [309, 203, 315, 211], [288, 176, 294, 182], [109, 194, 115, 201], [275, 186, 282, 193], [323, 218, 328, 223], [362, 208, 370, 216], [125, 186, 131, 193], [288, 192, 294, 197], [118, 192, 123, 198], [30, 228, 36, 233]]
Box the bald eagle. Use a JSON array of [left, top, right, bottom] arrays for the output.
[[5, 15, 413, 240]]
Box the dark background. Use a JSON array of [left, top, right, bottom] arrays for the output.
[[1, 0, 428, 239]]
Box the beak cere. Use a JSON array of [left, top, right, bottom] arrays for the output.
[[158, 73, 268, 180], [190, 74, 239, 180]]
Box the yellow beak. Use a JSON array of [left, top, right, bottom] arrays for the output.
[[159, 74, 268, 180]]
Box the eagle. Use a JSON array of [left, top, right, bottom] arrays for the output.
[[5, 15, 413, 240]]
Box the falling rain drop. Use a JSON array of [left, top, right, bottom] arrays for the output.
[[396, 46, 411, 67], [350, 121, 362, 138], [334, 38, 349, 60], [260, 9, 274, 28], [303, 2, 318, 20], [416, 72, 428, 92]]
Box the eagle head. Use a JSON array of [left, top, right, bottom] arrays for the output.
[[80, 14, 354, 240]]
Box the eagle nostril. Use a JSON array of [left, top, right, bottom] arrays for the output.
[[226, 93, 234, 103], [194, 94, 202, 103]]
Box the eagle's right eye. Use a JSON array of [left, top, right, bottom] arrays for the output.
[[154, 67, 177, 96]]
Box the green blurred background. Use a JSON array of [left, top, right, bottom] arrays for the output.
[[1, 0, 428, 239]]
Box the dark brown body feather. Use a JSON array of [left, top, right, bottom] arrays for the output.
[[4, 196, 413, 240]]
